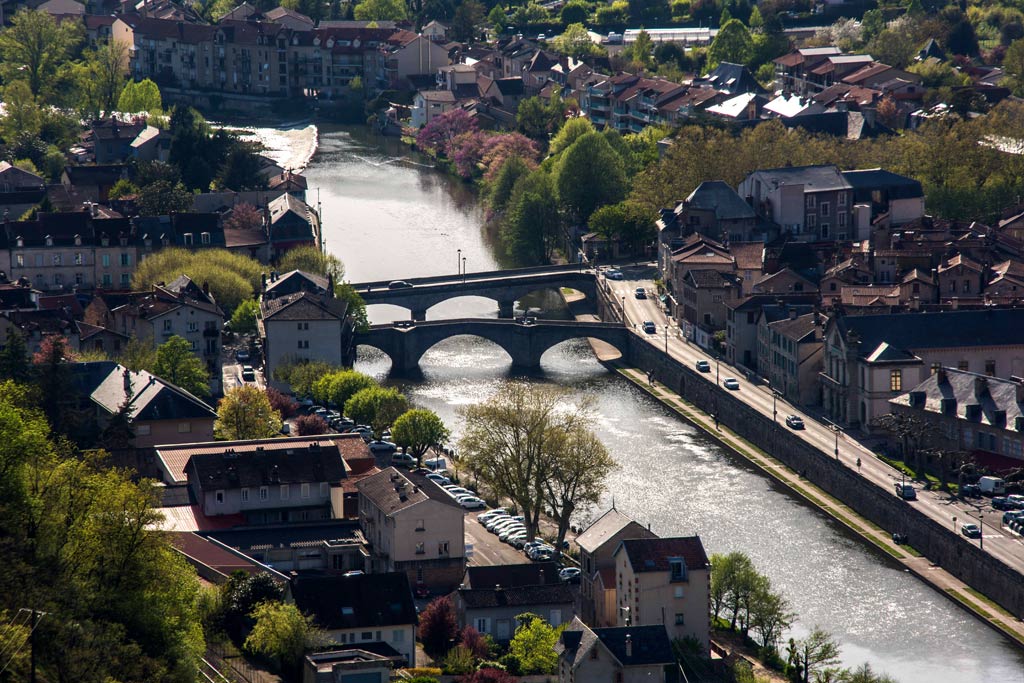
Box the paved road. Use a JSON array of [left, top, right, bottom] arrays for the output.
[[601, 266, 1024, 576], [464, 514, 531, 567]]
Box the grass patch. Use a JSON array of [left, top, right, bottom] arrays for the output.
[[876, 455, 958, 495], [965, 587, 1017, 619], [945, 590, 1024, 645]]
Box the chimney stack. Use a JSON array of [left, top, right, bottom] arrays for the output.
[[974, 376, 988, 399]]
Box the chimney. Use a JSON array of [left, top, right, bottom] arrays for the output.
[[261, 272, 267, 292], [789, 307, 798, 320], [625, 634, 632, 658], [202, 281, 210, 295], [123, 367, 132, 395], [1013, 376, 1024, 404], [974, 376, 987, 399]]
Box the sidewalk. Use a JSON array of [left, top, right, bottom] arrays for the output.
[[616, 365, 1024, 650]]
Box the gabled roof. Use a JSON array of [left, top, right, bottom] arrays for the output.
[[265, 269, 329, 296], [558, 617, 674, 669], [842, 168, 923, 199], [891, 368, 1024, 434], [458, 583, 574, 609], [937, 252, 983, 273], [768, 311, 826, 344], [685, 181, 756, 222], [617, 536, 710, 573], [260, 290, 348, 321], [78, 360, 217, 423], [356, 467, 463, 514], [833, 309, 1024, 358], [744, 164, 850, 193], [575, 508, 651, 553], [292, 572, 416, 630], [466, 562, 560, 589]]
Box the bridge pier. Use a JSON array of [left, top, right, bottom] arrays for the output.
[[497, 299, 516, 319], [411, 309, 427, 322]]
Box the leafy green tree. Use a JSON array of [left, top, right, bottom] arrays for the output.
[[136, 179, 194, 216], [443, 644, 476, 674], [790, 627, 842, 683], [502, 168, 560, 264], [556, 131, 627, 223], [508, 613, 560, 675], [628, 28, 654, 68], [117, 78, 162, 113], [132, 247, 262, 316], [860, 9, 884, 42], [230, 299, 260, 334], [548, 116, 593, 156], [353, 0, 408, 20], [216, 385, 283, 439], [154, 335, 211, 396], [108, 178, 140, 199], [452, 0, 485, 41], [312, 369, 376, 408], [277, 360, 337, 397], [71, 42, 129, 117], [0, 9, 82, 97], [0, 330, 30, 383], [628, 0, 669, 24], [392, 409, 451, 465], [554, 23, 602, 58], [117, 335, 158, 372], [276, 245, 345, 281], [245, 601, 322, 669], [748, 576, 794, 653], [488, 5, 509, 34], [344, 386, 410, 437], [543, 423, 614, 557], [216, 144, 267, 191], [708, 18, 752, 67], [0, 81, 43, 141], [335, 282, 369, 332], [487, 155, 532, 214], [1006, 39, 1024, 95], [560, 0, 589, 25]]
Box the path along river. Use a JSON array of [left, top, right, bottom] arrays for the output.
[[299, 124, 1024, 682]]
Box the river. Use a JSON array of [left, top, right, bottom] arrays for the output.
[[304, 124, 1024, 682]]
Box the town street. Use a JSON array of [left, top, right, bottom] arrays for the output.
[[602, 266, 1024, 577]]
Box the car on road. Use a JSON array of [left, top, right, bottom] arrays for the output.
[[723, 378, 740, 390], [642, 321, 657, 334], [895, 482, 917, 500], [387, 280, 414, 289], [961, 523, 982, 539], [459, 496, 486, 510], [785, 415, 805, 430], [635, 287, 646, 299], [235, 349, 250, 362], [559, 567, 581, 582], [390, 453, 416, 468], [240, 365, 256, 382], [695, 360, 711, 373], [368, 440, 397, 453], [604, 269, 624, 280]]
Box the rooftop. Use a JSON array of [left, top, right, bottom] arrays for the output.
[[575, 508, 651, 553], [356, 467, 463, 514], [617, 536, 710, 573], [457, 583, 574, 610], [466, 562, 560, 589], [745, 164, 851, 193], [835, 309, 1024, 359], [292, 572, 417, 630]]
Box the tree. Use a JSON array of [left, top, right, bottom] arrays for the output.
[[344, 386, 410, 437], [353, 0, 408, 20], [278, 360, 337, 398], [860, 9, 884, 42], [0, 9, 82, 97], [708, 18, 753, 67], [265, 387, 299, 419], [555, 23, 602, 59], [224, 203, 264, 234], [335, 282, 370, 332], [117, 78, 162, 113], [946, 19, 978, 57], [748, 577, 794, 653], [452, 0, 485, 41], [488, 5, 509, 35], [294, 413, 330, 435], [0, 81, 43, 142], [628, 0, 670, 24], [549, 116, 594, 156], [136, 179, 194, 216], [461, 668, 517, 683], [847, 663, 898, 683], [108, 178, 140, 200], [245, 601, 321, 669], [629, 28, 654, 68], [487, 155, 532, 214], [790, 628, 842, 683], [1006, 39, 1024, 92], [416, 108, 478, 153], [118, 335, 158, 372], [222, 572, 285, 640], [560, 0, 589, 26], [76, 41, 129, 117], [230, 298, 260, 334], [458, 625, 492, 660], [501, 168, 560, 264], [154, 335, 211, 396], [276, 245, 345, 281], [419, 597, 459, 660], [508, 614, 560, 675], [132, 247, 263, 316], [556, 131, 627, 223], [392, 409, 451, 466], [460, 383, 591, 540], [312, 369, 377, 408], [0, 330, 30, 383], [217, 144, 267, 191], [216, 385, 283, 440], [543, 423, 614, 557]]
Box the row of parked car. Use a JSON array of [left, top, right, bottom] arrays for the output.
[[424, 472, 486, 510], [476, 509, 579, 582], [992, 494, 1024, 511]]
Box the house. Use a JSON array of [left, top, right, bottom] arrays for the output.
[[680, 268, 742, 332], [691, 61, 766, 95], [203, 518, 371, 572], [773, 46, 843, 96], [302, 649, 395, 683], [752, 267, 818, 295], [556, 617, 678, 683], [669, 181, 759, 244], [936, 253, 986, 299], [758, 310, 828, 406], [259, 273, 355, 392], [411, 90, 457, 128], [842, 168, 925, 230], [665, 236, 735, 310], [613, 536, 710, 650], [61, 164, 129, 203], [738, 165, 853, 242], [267, 193, 319, 258], [382, 31, 450, 89], [453, 583, 575, 643], [422, 20, 448, 42], [725, 294, 818, 370], [356, 468, 466, 590], [170, 531, 289, 584], [821, 309, 1024, 431], [184, 436, 349, 522], [292, 572, 417, 666], [464, 562, 560, 589], [0, 162, 45, 193], [76, 360, 218, 447], [575, 508, 657, 626], [890, 369, 1024, 469], [83, 118, 148, 164]]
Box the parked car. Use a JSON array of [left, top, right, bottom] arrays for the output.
[[427, 473, 452, 486], [414, 582, 431, 599], [460, 496, 486, 510], [235, 349, 250, 362], [559, 567, 581, 582], [895, 482, 917, 500], [499, 526, 526, 542], [445, 486, 473, 498], [527, 544, 554, 560], [785, 415, 805, 430], [723, 378, 740, 390], [391, 453, 416, 468], [1002, 510, 1024, 525], [960, 484, 982, 497], [388, 280, 414, 289], [531, 548, 554, 561], [368, 440, 397, 453], [490, 519, 521, 534], [961, 523, 982, 539], [635, 287, 646, 299], [479, 508, 506, 521], [522, 541, 546, 556], [642, 321, 657, 334], [695, 360, 710, 373], [241, 365, 256, 382], [604, 269, 624, 280], [280, 422, 291, 435], [1006, 494, 1024, 509], [991, 497, 1012, 510], [484, 516, 512, 531]]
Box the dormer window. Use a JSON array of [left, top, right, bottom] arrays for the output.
[[119, 236, 127, 247], [669, 557, 687, 582], [16, 236, 23, 247], [183, 232, 194, 246], [201, 231, 211, 245], [45, 235, 53, 246], [74, 234, 82, 246]]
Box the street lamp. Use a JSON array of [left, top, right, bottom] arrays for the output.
[[716, 353, 720, 386], [979, 512, 984, 550], [621, 295, 626, 325], [462, 257, 467, 284], [771, 387, 778, 423], [620, 605, 631, 626], [833, 425, 839, 460], [952, 515, 957, 533], [457, 248, 461, 275], [664, 323, 669, 354]]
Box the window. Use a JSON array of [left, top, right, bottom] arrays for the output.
[[120, 253, 130, 266], [54, 274, 62, 286], [415, 542, 425, 554], [102, 273, 112, 286], [931, 363, 941, 375], [949, 280, 956, 293], [807, 214, 817, 228], [674, 586, 684, 598], [320, 482, 328, 497], [15, 254, 23, 267], [958, 360, 969, 371], [178, 422, 191, 433], [297, 322, 309, 330], [34, 255, 42, 267], [75, 273, 83, 285], [52, 254, 62, 266], [438, 541, 449, 555], [475, 618, 489, 634], [820, 223, 830, 237], [74, 252, 83, 265], [201, 232, 211, 245], [830, 281, 837, 292], [297, 340, 309, 349], [301, 483, 310, 498], [550, 609, 562, 625], [415, 518, 425, 531], [838, 192, 847, 206], [675, 613, 685, 625], [669, 558, 686, 582], [392, 629, 404, 643], [260, 486, 268, 500], [838, 212, 847, 227], [187, 322, 198, 332], [361, 632, 373, 641], [963, 280, 970, 293], [820, 201, 830, 217], [215, 490, 224, 503], [121, 273, 130, 287], [241, 488, 249, 502], [163, 320, 172, 331], [985, 360, 996, 377], [889, 370, 902, 392], [913, 282, 920, 294], [183, 233, 194, 246], [281, 484, 289, 500], [806, 194, 816, 209]]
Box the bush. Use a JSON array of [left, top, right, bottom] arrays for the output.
[[294, 414, 329, 435], [265, 387, 299, 419]]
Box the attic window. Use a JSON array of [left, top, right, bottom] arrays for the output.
[[45, 235, 53, 246], [341, 606, 354, 616], [669, 557, 687, 582], [184, 233, 194, 246], [74, 234, 82, 246], [201, 231, 211, 245]]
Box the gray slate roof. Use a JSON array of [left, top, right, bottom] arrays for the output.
[[188, 442, 346, 489], [558, 617, 674, 668], [891, 368, 1024, 433], [356, 467, 462, 513], [79, 360, 217, 422], [685, 181, 756, 221], [466, 562, 560, 589], [746, 164, 851, 193], [575, 508, 651, 553], [836, 309, 1024, 360], [292, 572, 416, 630], [458, 583, 574, 609]]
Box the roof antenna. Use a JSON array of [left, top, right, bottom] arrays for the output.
[[611, 495, 615, 510]]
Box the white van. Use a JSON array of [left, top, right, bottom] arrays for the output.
[[391, 452, 416, 468], [979, 476, 1006, 496], [424, 456, 447, 471]]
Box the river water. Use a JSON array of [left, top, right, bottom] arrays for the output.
[[305, 124, 1024, 682]]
